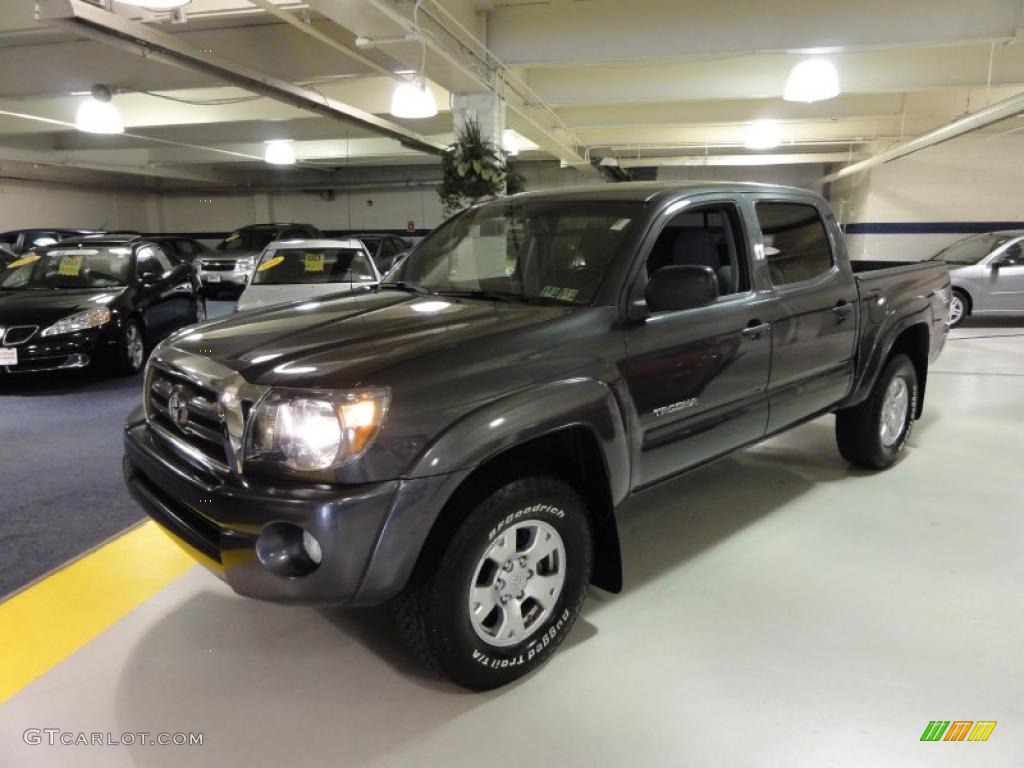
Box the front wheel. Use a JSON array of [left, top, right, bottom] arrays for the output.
[[115, 319, 146, 376], [395, 476, 592, 690], [836, 353, 918, 469], [948, 290, 968, 328]]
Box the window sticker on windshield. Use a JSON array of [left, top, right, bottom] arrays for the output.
[[57, 255, 84, 277], [304, 252, 325, 273], [610, 218, 631, 231], [558, 288, 578, 302], [258, 255, 284, 272], [540, 285, 560, 298], [5, 254, 41, 269]]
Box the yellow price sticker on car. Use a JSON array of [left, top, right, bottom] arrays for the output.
[[57, 255, 83, 277], [257, 255, 284, 272], [224, 232, 240, 241], [304, 252, 325, 273], [5, 254, 41, 269]]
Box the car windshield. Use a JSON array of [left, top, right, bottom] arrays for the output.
[[0, 247, 132, 290], [929, 234, 1012, 265], [216, 228, 278, 252], [252, 247, 376, 285], [388, 201, 640, 305]]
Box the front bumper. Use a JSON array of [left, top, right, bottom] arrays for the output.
[[1, 327, 114, 373], [123, 415, 463, 606]]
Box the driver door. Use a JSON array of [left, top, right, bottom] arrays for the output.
[[985, 240, 1024, 312]]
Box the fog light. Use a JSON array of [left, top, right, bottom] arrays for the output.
[[255, 522, 322, 578]]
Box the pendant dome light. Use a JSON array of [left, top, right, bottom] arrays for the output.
[[783, 58, 840, 103], [389, 0, 437, 119], [75, 85, 124, 135], [264, 140, 297, 166]]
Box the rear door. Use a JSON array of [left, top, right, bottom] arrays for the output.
[[622, 196, 773, 488], [751, 195, 858, 433]]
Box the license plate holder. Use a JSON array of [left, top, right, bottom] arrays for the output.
[[0, 347, 18, 366]]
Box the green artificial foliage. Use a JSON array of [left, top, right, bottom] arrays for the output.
[[438, 119, 524, 216]]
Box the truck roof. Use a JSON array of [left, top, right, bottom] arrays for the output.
[[508, 181, 809, 205]]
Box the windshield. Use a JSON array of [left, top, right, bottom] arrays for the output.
[[216, 228, 278, 253], [930, 234, 1012, 266], [0, 247, 132, 289], [389, 201, 639, 305], [252, 247, 376, 285]]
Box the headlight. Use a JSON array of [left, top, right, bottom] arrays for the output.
[[40, 307, 111, 337], [246, 388, 390, 471], [235, 257, 255, 273]]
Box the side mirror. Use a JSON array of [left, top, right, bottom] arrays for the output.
[[645, 265, 719, 314]]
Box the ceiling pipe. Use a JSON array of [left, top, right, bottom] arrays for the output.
[[819, 88, 1024, 183], [35, 0, 444, 156]]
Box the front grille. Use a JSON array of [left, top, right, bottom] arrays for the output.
[[147, 365, 230, 470], [201, 260, 236, 272], [2, 325, 38, 345]]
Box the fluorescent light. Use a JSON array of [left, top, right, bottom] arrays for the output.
[[115, 0, 192, 9], [75, 88, 123, 135], [264, 139, 296, 165], [744, 120, 781, 149], [784, 58, 840, 103], [390, 81, 437, 119]]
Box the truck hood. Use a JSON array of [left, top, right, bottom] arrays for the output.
[[164, 288, 575, 389], [0, 287, 123, 328]]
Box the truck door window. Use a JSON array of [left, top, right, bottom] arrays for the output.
[[755, 202, 834, 286], [645, 204, 750, 297]]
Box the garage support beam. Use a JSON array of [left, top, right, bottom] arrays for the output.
[[35, 0, 444, 155], [487, 0, 1024, 67]]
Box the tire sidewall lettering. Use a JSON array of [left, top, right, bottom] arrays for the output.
[[487, 503, 565, 542], [469, 608, 571, 668]]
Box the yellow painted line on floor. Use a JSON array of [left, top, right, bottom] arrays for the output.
[[0, 521, 195, 703]]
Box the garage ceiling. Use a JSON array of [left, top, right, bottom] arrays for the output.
[[1, 0, 1023, 189]]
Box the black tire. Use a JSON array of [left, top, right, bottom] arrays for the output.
[[395, 475, 592, 690], [836, 353, 918, 469], [114, 318, 146, 376], [949, 289, 969, 328]]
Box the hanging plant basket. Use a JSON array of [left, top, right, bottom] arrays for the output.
[[437, 119, 522, 216]]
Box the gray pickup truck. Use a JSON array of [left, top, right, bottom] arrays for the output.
[[123, 182, 950, 689]]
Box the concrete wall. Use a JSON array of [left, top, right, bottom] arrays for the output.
[[0, 178, 156, 233], [829, 134, 1024, 261]]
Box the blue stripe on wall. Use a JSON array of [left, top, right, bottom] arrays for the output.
[[845, 221, 1024, 235]]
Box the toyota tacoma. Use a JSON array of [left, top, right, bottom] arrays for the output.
[[123, 183, 950, 689]]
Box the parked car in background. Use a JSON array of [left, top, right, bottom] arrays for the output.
[[0, 235, 204, 375], [124, 183, 949, 690], [149, 236, 212, 265], [197, 223, 321, 296], [0, 228, 102, 255], [927, 231, 1024, 326], [349, 233, 412, 275], [236, 239, 380, 312]]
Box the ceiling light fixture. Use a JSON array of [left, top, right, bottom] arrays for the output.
[[783, 58, 840, 103], [744, 119, 782, 150], [264, 139, 296, 165], [115, 0, 192, 9], [75, 85, 124, 135], [390, 80, 437, 119]]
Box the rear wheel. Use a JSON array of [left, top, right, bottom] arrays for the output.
[[836, 353, 918, 469], [395, 475, 592, 690], [948, 289, 968, 327]]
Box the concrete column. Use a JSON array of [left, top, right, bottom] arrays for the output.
[[451, 92, 505, 147]]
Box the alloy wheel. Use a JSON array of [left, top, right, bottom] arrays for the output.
[[879, 376, 909, 448]]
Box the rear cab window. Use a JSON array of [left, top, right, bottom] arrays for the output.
[[755, 202, 834, 286]]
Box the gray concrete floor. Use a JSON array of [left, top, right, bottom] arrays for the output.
[[3, 322, 1022, 767]]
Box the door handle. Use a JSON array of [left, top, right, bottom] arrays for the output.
[[832, 300, 852, 323], [741, 321, 770, 340]]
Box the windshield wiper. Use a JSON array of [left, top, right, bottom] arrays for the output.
[[379, 281, 438, 295], [438, 289, 530, 304]]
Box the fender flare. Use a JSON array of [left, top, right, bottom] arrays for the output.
[[845, 307, 931, 414]]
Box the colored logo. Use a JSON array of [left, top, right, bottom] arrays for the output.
[[921, 721, 996, 742]]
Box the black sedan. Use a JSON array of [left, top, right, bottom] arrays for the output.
[[0, 236, 205, 376], [0, 228, 102, 255]]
